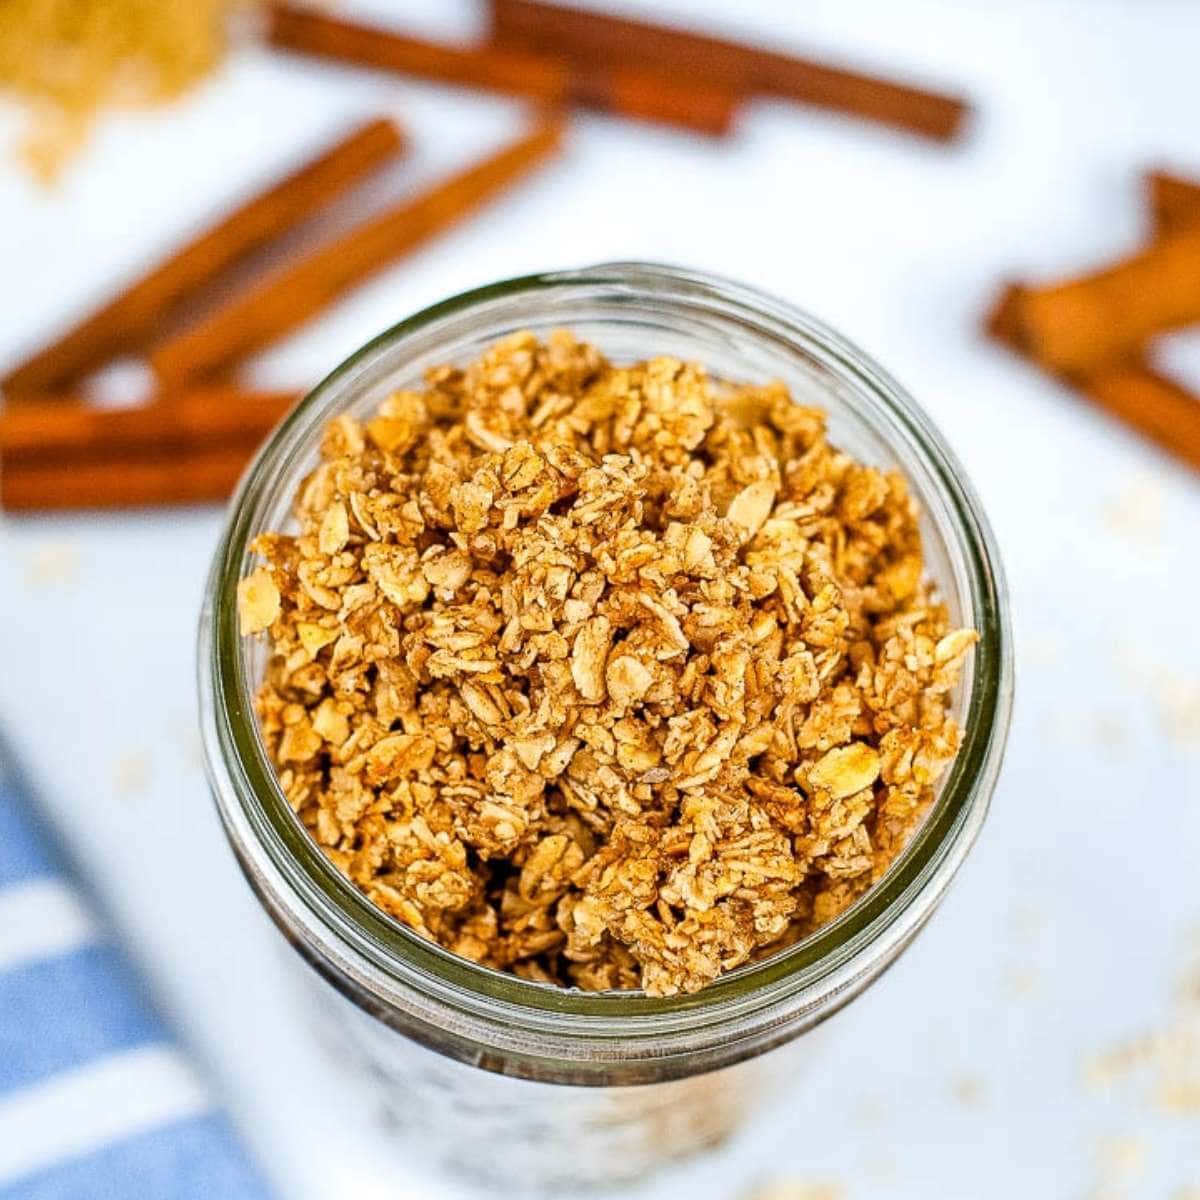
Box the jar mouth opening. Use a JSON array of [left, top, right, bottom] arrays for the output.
[[203, 262, 1012, 1027]]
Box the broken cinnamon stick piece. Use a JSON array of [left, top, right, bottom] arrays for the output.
[[983, 281, 1024, 347], [986, 287, 1200, 474], [2, 118, 406, 399], [992, 226, 1200, 374], [1080, 364, 1200, 473], [1, 441, 267, 512], [0, 388, 297, 464], [266, 4, 737, 136], [489, 0, 969, 142], [150, 116, 565, 388], [1145, 168, 1200, 237]]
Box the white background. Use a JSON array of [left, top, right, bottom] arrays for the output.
[[2, 2, 1200, 1196]]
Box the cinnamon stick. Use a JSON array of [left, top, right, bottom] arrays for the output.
[[150, 115, 566, 388], [983, 282, 1025, 348], [268, 4, 569, 102], [990, 226, 1200, 375], [0, 388, 297, 463], [1079, 363, 1200, 472], [489, 0, 969, 142], [2, 118, 406, 399], [2, 441, 266, 511], [266, 4, 737, 136], [986, 286, 1200, 474], [565, 62, 736, 135], [1146, 168, 1200, 237]]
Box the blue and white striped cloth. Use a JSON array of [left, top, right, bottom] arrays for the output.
[[0, 746, 274, 1199]]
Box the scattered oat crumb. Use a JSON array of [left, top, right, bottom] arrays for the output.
[[25, 541, 79, 586], [1157, 1079, 1200, 1112], [742, 1183, 845, 1200], [1005, 964, 1039, 997], [1102, 478, 1163, 541], [242, 331, 977, 996], [1158, 673, 1200, 746], [1095, 1133, 1147, 1182], [1086, 1032, 1159, 1088], [113, 752, 151, 796], [1178, 946, 1200, 1003], [951, 1073, 988, 1108], [1085, 936, 1200, 1115], [1111, 653, 1200, 750], [1081, 1134, 1148, 1200]]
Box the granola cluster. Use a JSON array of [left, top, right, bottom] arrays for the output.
[[238, 331, 976, 996]]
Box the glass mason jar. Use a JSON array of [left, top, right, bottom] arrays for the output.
[[199, 262, 1013, 1191]]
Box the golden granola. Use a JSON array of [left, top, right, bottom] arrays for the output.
[[240, 331, 976, 996]]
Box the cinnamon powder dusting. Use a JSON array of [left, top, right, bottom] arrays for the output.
[[239, 331, 976, 996]]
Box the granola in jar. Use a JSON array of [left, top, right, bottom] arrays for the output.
[[239, 330, 976, 997]]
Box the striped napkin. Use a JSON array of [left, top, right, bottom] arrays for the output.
[[0, 744, 274, 1199]]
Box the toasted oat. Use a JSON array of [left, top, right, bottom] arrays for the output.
[[808, 743, 881, 799], [237, 568, 280, 634], [242, 331, 975, 995]]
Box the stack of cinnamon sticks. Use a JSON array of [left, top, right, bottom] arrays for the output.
[[1, 111, 566, 510], [266, 1, 970, 142], [2, 1, 974, 512], [986, 169, 1200, 473]]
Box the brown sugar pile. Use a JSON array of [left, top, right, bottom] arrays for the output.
[[238, 331, 977, 995], [0, 0, 234, 182]]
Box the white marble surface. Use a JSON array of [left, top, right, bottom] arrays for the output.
[[2, 2, 1200, 1196]]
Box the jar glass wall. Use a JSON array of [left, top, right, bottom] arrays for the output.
[[199, 262, 1013, 1187]]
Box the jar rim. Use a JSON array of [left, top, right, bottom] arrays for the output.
[[200, 262, 1012, 1053]]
